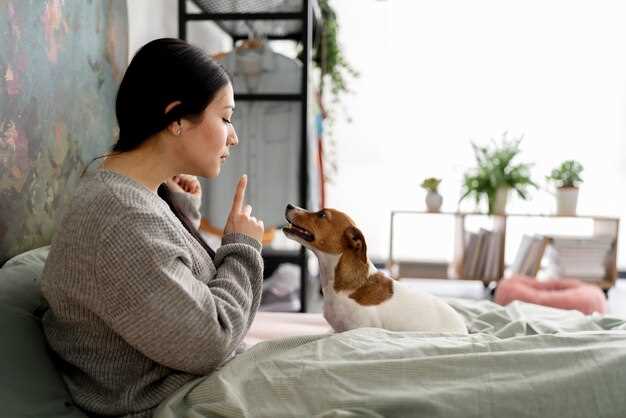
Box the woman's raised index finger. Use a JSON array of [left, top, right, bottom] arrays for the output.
[[231, 174, 247, 212]]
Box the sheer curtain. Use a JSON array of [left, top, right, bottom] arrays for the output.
[[327, 0, 626, 268]]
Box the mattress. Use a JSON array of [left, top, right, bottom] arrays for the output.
[[244, 311, 331, 346]]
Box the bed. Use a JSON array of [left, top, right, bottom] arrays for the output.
[[2, 245, 626, 418], [157, 299, 626, 418]]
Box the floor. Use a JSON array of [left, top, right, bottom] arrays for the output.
[[303, 276, 626, 318]]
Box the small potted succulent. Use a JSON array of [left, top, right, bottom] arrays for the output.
[[546, 160, 584, 216], [460, 132, 537, 215], [421, 177, 443, 212]]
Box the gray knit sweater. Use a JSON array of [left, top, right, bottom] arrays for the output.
[[41, 169, 264, 418]]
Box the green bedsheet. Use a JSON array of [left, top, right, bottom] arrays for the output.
[[155, 299, 626, 418]]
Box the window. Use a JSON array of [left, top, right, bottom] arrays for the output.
[[328, 0, 626, 268]]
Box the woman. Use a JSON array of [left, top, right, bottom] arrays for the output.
[[41, 38, 264, 418]]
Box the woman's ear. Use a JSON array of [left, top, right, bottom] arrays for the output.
[[164, 100, 183, 136]]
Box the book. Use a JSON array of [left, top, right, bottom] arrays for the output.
[[481, 232, 495, 280], [550, 235, 613, 252], [468, 230, 485, 279], [474, 229, 491, 280], [546, 234, 614, 281], [510, 234, 549, 277], [486, 231, 503, 280], [524, 236, 549, 277], [510, 235, 535, 275], [462, 232, 479, 279]]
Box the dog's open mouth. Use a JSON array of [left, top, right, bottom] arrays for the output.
[[283, 222, 315, 242]]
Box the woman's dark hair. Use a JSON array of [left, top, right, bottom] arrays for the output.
[[113, 37, 231, 259], [114, 37, 230, 151]]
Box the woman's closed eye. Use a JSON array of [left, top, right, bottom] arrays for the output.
[[222, 118, 232, 125]]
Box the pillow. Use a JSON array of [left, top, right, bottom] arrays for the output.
[[495, 275, 607, 315], [0, 247, 88, 418], [0, 245, 50, 314]]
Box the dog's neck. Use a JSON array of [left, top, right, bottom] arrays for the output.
[[315, 250, 376, 293]]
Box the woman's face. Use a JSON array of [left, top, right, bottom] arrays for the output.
[[181, 83, 238, 178]]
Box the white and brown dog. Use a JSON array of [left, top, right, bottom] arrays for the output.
[[283, 204, 468, 334]]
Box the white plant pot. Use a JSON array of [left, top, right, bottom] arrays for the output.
[[493, 187, 510, 215], [556, 187, 579, 216], [425, 190, 443, 212]]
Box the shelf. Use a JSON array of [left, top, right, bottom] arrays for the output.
[[180, 0, 318, 312], [391, 210, 619, 221], [184, 0, 321, 45], [262, 248, 303, 264], [235, 93, 304, 101], [388, 210, 620, 289]]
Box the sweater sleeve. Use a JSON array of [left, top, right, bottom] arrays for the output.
[[214, 232, 264, 337], [94, 211, 263, 376], [168, 190, 202, 229]]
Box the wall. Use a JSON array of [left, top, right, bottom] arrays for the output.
[[127, 0, 231, 58], [0, 0, 237, 264], [0, 0, 128, 263]]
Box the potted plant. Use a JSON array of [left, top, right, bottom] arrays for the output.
[[460, 132, 537, 215], [546, 160, 584, 216], [421, 177, 443, 212]]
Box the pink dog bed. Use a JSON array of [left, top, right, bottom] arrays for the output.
[[494, 276, 607, 315]]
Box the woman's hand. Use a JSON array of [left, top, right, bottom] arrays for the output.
[[224, 175, 264, 242], [166, 174, 202, 199]]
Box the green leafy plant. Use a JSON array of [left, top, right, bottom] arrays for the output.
[[303, 0, 359, 184], [546, 160, 584, 189], [314, 0, 360, 106], [460, 132, 537, 214], [421, 177, 442, 193]]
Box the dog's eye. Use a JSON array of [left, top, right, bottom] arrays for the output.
[[317, 211, 326, 219]]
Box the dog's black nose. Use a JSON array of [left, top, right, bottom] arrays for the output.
[[285, 203, 295, 221]]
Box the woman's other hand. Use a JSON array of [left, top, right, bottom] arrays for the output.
[[224, 175, 264, 242], [167, 174, 202, 199]]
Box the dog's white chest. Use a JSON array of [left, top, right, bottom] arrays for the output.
[[323, 292, 383, 332]]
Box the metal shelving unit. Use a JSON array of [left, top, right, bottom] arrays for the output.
[[178, 0, 321, 312]]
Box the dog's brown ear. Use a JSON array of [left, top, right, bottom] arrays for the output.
[[343, 226, 367, 262]]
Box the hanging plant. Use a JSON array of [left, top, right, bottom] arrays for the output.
[[301, 0, 359, 183], [314, 0, 360, 105]]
